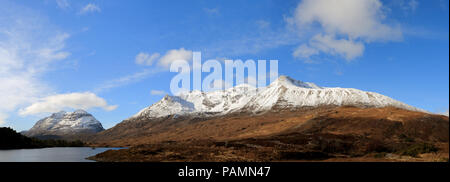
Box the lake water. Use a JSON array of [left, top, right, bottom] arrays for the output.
[[0, 147, 122, 162]]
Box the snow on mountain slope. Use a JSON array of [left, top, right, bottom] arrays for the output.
[[130, 75, 423, 120], [133, 95, 196, 118], [133, 84, 257, 119], [24, 109, 104, 137], [243, 76, 421, 112]]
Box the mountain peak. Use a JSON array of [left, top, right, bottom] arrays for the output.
[[51, 111, 67, 118], [72, 109, 88, 115], [24, 110, 104, 137], [270, 75, 322, 89]]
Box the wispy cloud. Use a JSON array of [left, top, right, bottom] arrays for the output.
[[56, 0, 70, 10], [406, 0, 419, 12], [200, 28, 299, 58], [79, 3, 101, 15], [150, 90, 167, 96], [94, 69, 159, 93], [95, 48, 193, 94], [255, 20, 270, 29], [0, 2, 71, 125], [402, 25, 449, 40], [135, 52, 160, 66], [136, 48, 193, 69], [393, 0, 420, 14]]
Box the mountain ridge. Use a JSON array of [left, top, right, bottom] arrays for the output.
[[128, 75, 423, 122]]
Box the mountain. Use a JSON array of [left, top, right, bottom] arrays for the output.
[[90, 76, 448, 161], [129, 75, 421, 121], [95, 75, 430, 143], [23, 109, 104, 139]]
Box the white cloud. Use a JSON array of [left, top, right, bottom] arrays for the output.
[[294, 0, 402, 41], [309, 34, 365, 60], [136, 48, 193, 69], [291, 0, 402, 61], [79, 3, 101, 14], [150, 90, 167, 96], [293, 44, 319, 59], [56, 0, 70, 9], [157, 48, 193, 69], [135, 52, 160, 66], [0, 3, 70, 124], [19, 92, 117, 116]]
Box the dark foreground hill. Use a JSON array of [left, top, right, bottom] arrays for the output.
[[0, 127, 85, 149]]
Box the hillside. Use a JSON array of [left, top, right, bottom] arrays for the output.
[[0, 127, 84, 149], [90, 106, 449, 161]]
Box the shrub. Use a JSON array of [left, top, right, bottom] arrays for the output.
[[374, 152, 387, 158], [398, 143, 438, 157]]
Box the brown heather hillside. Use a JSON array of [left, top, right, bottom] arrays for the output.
[[88, 106, 449, 162]]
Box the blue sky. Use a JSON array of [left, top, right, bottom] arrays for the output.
[[0, 0, 448, 131]]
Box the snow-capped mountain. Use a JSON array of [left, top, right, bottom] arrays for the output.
[[242, 76, 421, 112], [130, 75, 423, 121], [24, 109, 104, 137]]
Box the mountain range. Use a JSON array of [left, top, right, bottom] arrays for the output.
[[22, 75, 448, 161], [26, 75, 425, 138]]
